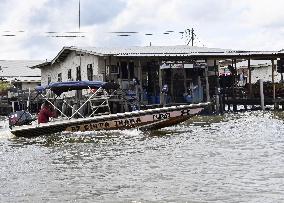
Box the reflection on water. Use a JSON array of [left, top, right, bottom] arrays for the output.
[[0, 111, 284, 202]]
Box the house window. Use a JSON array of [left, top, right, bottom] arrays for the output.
[[48, 76, 51, 84], [87, 64, 93, 81], [57, 73, 62, 82], [76, 66, 81, 81], [67, 69, 72, 80]]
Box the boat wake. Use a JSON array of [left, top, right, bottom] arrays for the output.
[[61, 128, 142, 137], [0, 119, 14, 139], [0, 130, 15, 139]]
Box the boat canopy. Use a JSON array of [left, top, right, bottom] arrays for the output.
[[35, 81, 119, 95]]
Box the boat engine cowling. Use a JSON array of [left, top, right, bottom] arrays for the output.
[[9, 111, 35, 127]]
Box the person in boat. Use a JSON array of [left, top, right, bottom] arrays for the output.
[[38, 101, 57, 124]]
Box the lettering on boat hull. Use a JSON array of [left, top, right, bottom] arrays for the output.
[[153, 112, 170, 121], [65, 108, 202, 133]]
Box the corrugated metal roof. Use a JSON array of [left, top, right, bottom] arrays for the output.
[[58, 45, 281, 59], [70, 45, 238, 56], [6, 76, 41, 82], [47, 45, 282, 66], [0, 60, 43, 77]]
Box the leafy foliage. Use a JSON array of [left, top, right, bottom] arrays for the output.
[[0, 81, 12, 93]]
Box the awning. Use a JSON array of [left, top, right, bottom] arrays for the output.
[[35, 81, 109, 96]]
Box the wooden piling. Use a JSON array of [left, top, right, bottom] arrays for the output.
[[183, 63, 187, 96], [127, 61, 130, 85], [159, 63, 164, 105], [233, 59, 237, 111], [260, 79, 264, 110], [137, 59, 142, 104], [108, 55, 112, 81], [197, 76, 202, 102], [271, 59, 276, 108], [205, 66, 210, 102], [216, 94, 220, 114], [214, 59, 221, 113], [248, 59, 252, 98], [170, 67, 174, 102], [118, 59, 122, 88]]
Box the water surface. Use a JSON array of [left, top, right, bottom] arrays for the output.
[[0, 112, 283, 202]]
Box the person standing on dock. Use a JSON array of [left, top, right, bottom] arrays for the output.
[[38, 101, 57, 124]]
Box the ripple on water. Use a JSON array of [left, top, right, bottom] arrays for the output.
[[0, 111, 283, 202]]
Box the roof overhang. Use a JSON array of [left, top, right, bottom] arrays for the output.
[[51, 46, 106, 65], [114, 51, 282, 60], [39, 46, 284, 69], [29, 61, 51, 69]]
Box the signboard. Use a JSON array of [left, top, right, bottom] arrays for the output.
[[160, 63, 194, 69]]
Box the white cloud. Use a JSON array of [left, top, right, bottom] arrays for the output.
[[0, 0, 284, 60]]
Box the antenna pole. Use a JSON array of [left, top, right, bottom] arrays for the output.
[[191, 28, 194, 46], [79, 0, 81, 31]]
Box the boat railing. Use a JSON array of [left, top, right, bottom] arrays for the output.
[[40, 85, 119, 119]]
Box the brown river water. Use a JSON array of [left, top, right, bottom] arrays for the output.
[[0, 111, 284, 202]]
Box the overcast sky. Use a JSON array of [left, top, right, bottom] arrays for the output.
[[0, 0, 283, 60]]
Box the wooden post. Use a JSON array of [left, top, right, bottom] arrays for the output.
[[260, 79, 265, 110], [159, 63, 164, 105], [108, 55, 112, 82], [272, 59, 276, 103], [214, 59, 221, 113], [127, 61, 130, 86], [233, 59, 237, 111], [183, 63, 187, 95], [118, 60, 123, 112], [197, 76, 202, 102], [205, 66, 210, 102], [104, 57, 107, 82], [138, 59, 142, 103], [118, 59, 122, 87], [248, 59, 252, 98], [170, 66, 174, 103]]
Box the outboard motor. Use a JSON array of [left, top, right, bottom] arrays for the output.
[[9, 111, 35, 128]]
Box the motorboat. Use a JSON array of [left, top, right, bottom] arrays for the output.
[[9, 81, 210, 137]]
